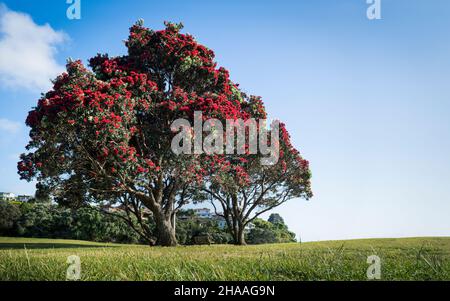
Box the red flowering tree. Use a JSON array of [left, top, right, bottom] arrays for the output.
[[18, 21, 251, 246], [203, 122, 313, 245]]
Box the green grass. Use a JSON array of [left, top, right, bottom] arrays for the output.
[[0, 236, 449, 280]]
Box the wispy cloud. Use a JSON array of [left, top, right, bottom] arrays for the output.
[[0, 118, 21, 133], [0, 4, 68, 92]]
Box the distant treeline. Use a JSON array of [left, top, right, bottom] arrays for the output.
[[0, 200, 297, 245]]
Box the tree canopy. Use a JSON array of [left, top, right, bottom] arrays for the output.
[[18, 21, 312, 246]]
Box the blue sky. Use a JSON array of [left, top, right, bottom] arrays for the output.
[[0, 0, 449, 241]]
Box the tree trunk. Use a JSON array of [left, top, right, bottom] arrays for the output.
[[154, 212, 177, 246], [233, 225, 246, 245]]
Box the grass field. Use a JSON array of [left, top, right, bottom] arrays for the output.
[[0, 236, 449, 281]]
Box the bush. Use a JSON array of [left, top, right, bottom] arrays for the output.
[[10, 203, 141, 244], [0, 201, 21, 235], [176, 211, 232, 245], [246, 217, 297, 245]]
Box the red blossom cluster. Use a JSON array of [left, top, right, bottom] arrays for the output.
[[17, 153, 36, 179]]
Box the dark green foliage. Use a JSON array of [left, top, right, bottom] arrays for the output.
[[268, 213, 285, 225], [32, 183, 52, 204], [0, 201, 21, 235], [176, 210, 232, 245], [246, 217, 297, 245], [4, 202, 140, 244], [70, 207, 142, 243], [16, 204, 73, 238]]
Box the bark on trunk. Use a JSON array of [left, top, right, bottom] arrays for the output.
[[154, 212, 177, 246], [233, 225, 246, 245], [237, 228, 246, 245]]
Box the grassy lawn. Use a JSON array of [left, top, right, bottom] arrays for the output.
[[0, 236, 449, 281]]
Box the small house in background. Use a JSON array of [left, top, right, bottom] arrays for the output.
[[17, 195, 33, 202], [193, 208, 212, 219], [0, 192, 16, 201], [180, 208, 227, 230]]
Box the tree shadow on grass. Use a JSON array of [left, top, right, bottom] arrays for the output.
[[0, 243, 117, 250]]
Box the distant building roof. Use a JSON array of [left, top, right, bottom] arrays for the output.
[[17, 195, 33, 202], [0, 192, 15, 197], [193, 208, 211, 212]]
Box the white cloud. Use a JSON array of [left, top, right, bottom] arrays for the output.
[[0, 4, 67, 92], [0, 117, 21, 133]]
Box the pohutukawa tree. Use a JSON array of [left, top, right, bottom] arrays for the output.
[[202, 123, 313, 245], [18, 21, 252, 246]]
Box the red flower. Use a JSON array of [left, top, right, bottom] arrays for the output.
[[137, 166, 147, 173]]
